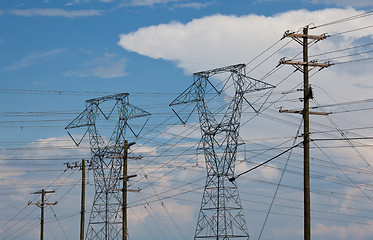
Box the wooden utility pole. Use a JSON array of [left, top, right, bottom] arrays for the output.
[[80, 160, 86, 240], [123, 141, 128, 240], [28, 189, 57, 240], [65, 159, 90, 240], [280, 26, 332, 240], [123, 140, 136, 240], [303, 27, 311, 240], [108, 140, 138, 240]]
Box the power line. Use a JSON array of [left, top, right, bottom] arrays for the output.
[[0, 88, 118, 95], [330, 24, 373, 37], [311, 10, 373, 29], [333, 56, 373, 64], [306, 42, 373, 59]]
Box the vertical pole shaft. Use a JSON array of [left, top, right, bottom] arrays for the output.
[[105, 191, 108, 240], [123, 140, 128, 240], [303, 26, 311, 240], [40, 189, 45, 240], [216, 174, 219, 240], [80, 160, 86, 240]]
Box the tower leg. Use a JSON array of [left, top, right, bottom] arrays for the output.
[[195, 172, 249, 240]]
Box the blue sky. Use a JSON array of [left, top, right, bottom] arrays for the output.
[[1, 0, 373, 240]]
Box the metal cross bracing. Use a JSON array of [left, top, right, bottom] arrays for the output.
[[170, 63, 274, 240], [66, 93, 150, 240]]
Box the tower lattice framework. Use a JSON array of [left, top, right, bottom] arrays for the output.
[[170, 64, 274, 240], [66, 93, 150, 240]]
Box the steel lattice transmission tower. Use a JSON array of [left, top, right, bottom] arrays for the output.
[[66, 93, 150, 240], [170, 64, 274, 240]]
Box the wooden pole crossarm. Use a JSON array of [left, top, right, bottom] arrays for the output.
[[127, 189, 140, 192], [107, 155, 122, 158], [279, 59, 332, 68], [32, 190, 55, 194], [279, 109, 330, 115], [284, 32, 329, 40], [120, 174, 137, 180]]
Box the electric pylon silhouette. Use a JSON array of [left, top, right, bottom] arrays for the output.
[[66, 93, 150, 240], [170, 63, 274, 239]]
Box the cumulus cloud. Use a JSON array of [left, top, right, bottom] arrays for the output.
[[118, 8, 372, 75], [65, 53, 128, 78], [118, 8, 373, 130], [10, 8, 102, 18]]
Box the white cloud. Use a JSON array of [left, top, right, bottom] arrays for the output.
[[0, 136, 86, 202], [10, 8, 102, 18], [65, 53, 128, 78], [313, 221, 373, 239], [21, 137, 86, 171], [3, 48, 67, 71], [118, 8, 373, 75], [0, 158, 26, 181], [131, 144, 159, 157], [159, 123, 201, 140], [24, 136, 89, 159], [272, 226, 303, 238], [238, 160, 280, 181], [128, 194, 196, 240]]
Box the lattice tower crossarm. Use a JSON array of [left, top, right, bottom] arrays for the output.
[[66, 93, 150, 240], [170, 63, 274, 240]]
